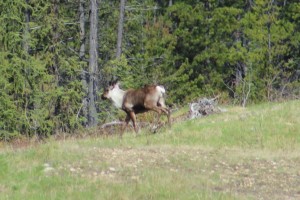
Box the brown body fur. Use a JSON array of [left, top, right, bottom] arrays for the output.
[[102, 83, 170, 134]]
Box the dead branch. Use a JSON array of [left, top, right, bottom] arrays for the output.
[[101, 121, 128, 129], [188, 96, 224, 119]]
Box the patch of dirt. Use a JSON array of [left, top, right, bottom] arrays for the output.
[[52, 146, 300, 199], [214, 156, 300, 200]]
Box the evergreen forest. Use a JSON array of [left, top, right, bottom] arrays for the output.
[[1, 0, 299, 139]]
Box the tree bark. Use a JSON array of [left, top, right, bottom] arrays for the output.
[[87, 0, 98, 127], [79, 0, 86, 61], [23, 0, 30, 54], [79, 0, 88, 126], [116, 0, 126, 59]]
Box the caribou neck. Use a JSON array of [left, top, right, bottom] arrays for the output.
[[110, 88, 126, 109]]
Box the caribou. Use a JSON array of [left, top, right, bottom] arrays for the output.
[[101, 81, 171, 134]]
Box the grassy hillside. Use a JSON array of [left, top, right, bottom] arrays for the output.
[[0, 101, 300, 200]]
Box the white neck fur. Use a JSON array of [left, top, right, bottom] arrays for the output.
[[109, 85, 125, 109]]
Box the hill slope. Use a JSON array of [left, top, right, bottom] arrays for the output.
[[0, 101, 300, 199]]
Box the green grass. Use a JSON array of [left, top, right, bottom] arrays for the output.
[[0, 100, 300, 199], [86, 100, 300, 150], [143, 100, 300, 149], [0, 144, 236, 200]]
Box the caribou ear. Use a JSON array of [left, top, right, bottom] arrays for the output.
[[109, 77, 114, 86], [108, 78, 119, 89], [108, 78, 116, 86], [112, 78, 119, 85], [114, 80, 120, 89]]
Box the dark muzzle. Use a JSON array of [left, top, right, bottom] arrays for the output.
[[101, 94, 107, 100]]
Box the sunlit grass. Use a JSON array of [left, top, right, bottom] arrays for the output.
[[119, 101, 298, 150], [0, 144, 236, 200], [0, 100, 299, 199], [137, 100, 300, 150]]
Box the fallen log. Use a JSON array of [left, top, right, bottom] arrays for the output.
[[101, 121, 128, 129], [100, 121, 158, 135]]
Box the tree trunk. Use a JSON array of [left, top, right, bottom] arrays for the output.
[[51, 0, 61, 133], [23, 0, 30, 54], [87, 0, 98, 127], [234, 15, 247, 102], [116, 0, 126, 59], [79, 0, 88, 127], [79, 0, 86, 61], [51, 0, 60, 84], [267, 0, 274, 101]]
